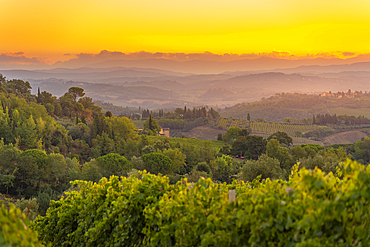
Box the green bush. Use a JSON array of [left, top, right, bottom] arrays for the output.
[[32, 171, 171, 246], [32, 160, 370, 246], [145, 160, 370, 246], [0, 203, 43, 246]]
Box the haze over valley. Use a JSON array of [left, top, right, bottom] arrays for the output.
[[1, 58, 370, 110]]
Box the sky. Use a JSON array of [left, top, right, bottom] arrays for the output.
[[1, 0, 370, 64]]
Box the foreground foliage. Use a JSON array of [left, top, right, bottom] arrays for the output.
[[0, 203, 43, 246], [32, 172, 171, 246], [33, 160, 370, 246]]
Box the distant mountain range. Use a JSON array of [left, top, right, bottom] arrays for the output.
[[57, 57, 370, 74], [1, 60, 370, 109]]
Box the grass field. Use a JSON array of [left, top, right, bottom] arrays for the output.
[[216, 118, 321, 144], [323, 130, 367, 145], [329, 108, 370, 118], [148, 136, 224, 151], [182, 126, 227, 140]]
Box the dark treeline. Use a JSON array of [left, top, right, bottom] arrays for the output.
[[313, 113, 370, 125], [140, 106, 220, 131], [141, 106, 220, 120]]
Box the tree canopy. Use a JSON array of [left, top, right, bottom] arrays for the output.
[[267, 131, 293, 146]]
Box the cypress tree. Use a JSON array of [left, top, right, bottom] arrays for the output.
[[37, 87, 41, 103], [149, 114, 153, 131]]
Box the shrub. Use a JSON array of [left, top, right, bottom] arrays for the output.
[[33, 160, 370, 246], [1, 203, 43, 246], [146, 160, 370, 246], [32, 172, 171, 246]]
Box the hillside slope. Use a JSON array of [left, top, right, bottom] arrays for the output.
[[323, 131, 367, 145]]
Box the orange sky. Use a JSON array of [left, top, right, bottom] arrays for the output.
[[1, 0, 370, 63]]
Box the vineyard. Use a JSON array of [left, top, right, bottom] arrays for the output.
[[217, 118, 251, 129], [216, 118, 322, 145], [31, 160, 370, 246]]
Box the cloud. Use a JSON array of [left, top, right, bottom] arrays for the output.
[[64, 53, 71, 56], [342, 52, 355, 57], [11, 52, 25, 56], [0, 53, 45, 65], [66, 50, 299, 63], [55, 50, 370, 69]]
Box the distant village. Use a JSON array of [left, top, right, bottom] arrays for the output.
[[319, 90, 361, 98], [268, 90, 369, 100]]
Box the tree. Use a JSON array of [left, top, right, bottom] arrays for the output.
[[231, 136, 247, 156], [195, 162, 212, 175], [141, 145, 156, 155], [92, 114, 109, 138], [290, 145, 308, 163], [266, 139, 293, 170], [45, 103, 54, 115], [1, 168, 18, 194], [238, 154, 282, 182], [66, 157, 81, 181], [247, 113, 250, 121], [162, 148, 186, 173], [214, 155, 234, 183], [81, 160, 102, 182], [0, 147, 22, 175], [124, 138, 138, 160], [96, 153, 132, 177], [217, 133, 223, 141], [37, 87, 41, 103], [21, 149, 49, 182], [153, 140, 170, 152], [79, 96, 94, 109], [267, 131, 293, 146], [48, 153, 68, 184], [141, 152, 175, 175], [5, 79, 32, 95], [16, 115, 37, 149], [185, 169, 209, 183], [91, 132, 115, 158], [105, 116, 138, 142], [232, 135, 266, 160], [182, 143, 201, 173], [144, 116, 160, 134], [353, 137, 370, 164], [297, 148, 348, 175], [174, 108, 184, 115], [0, 73, 5, 85], [222, 127, 241, 144], [38, 91, 56, 105], [68, 87, 85, 102]]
